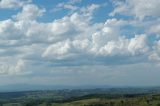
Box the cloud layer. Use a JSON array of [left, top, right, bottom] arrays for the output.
[[0, 0, 160, 86]]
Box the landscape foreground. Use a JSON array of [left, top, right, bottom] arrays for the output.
[[0, 87, 160, 106]]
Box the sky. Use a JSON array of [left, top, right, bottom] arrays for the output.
[[0, 0, 160, 87]]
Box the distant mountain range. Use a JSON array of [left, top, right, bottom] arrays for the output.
[[0, 84, 160, 92], [0, 84, 114, 92]]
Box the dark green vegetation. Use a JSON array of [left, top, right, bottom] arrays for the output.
[[0, 87, 160, 106]]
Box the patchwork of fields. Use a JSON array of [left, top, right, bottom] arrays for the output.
[[0, 88, 160, 106]]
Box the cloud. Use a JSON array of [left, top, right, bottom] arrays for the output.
[[0, 10, 152, 68], [0, 59, 31, 75], [52, 1, 100, 21], [0, 0, 159, 80], [68, 0, 82, 4], [97, 34, 149, 56], [42, 40, 73, 60], [42, 17, 150, 63], [149, 23, 160, 35], [52, 0, 82, 12], [79, 4, 100, 20], [0, 0, 31, 9], [1, 63, 159, 86], [149, 40, 160, 62], [13, 4, 45, 20], [0, 0, 160, 86], [0, 19, 26, 40], [110, 0, 160, 20]]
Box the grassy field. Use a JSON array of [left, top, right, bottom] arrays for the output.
[[1, 94, 160, 106], [49, 94, 160, 106], [1, 88, 160, 106]]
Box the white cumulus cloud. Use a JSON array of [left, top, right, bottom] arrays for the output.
[[110, 0, 160, 20], [0, 0, 31, 9]]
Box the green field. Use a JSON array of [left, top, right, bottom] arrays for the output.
[[1, 88, 160, 106], [2, 94, 160, 106]]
